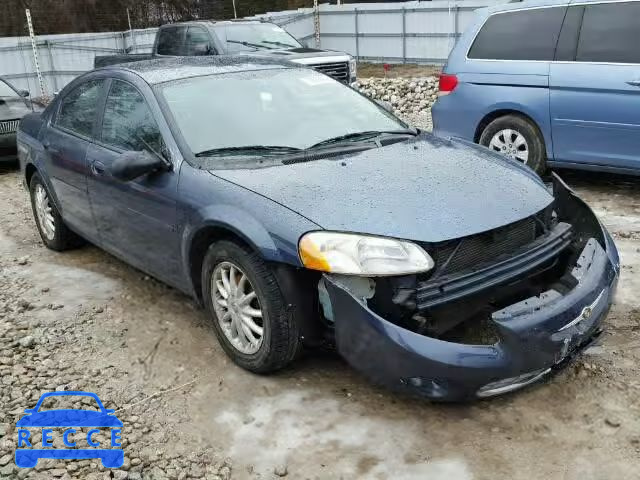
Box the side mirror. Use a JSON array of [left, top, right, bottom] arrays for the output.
[[375, 99, 393, 112], [18, 90, 30, 97], [109, 150, 169, 182]]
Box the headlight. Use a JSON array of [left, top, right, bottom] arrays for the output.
[[299, 231, 434, 276], [349, 57, 357, 78]]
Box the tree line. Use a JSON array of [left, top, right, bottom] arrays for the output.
[[1, 0, 315, 37]]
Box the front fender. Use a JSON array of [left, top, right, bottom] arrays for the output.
[[182, 203, 287, 265]]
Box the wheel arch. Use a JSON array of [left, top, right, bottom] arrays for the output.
[[186, 223, 261, 304], [473, 107, 553, 160], [25, 162, 38, 187]]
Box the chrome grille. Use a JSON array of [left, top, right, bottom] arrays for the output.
[[311, 62, 350, 83], [0, 119, 19, 134]]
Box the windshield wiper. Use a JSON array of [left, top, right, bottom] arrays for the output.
[[195, 145, 302, 158], [261, 40, 299, 49], [308, 129, 418, 150], [225, 40, 275, 50]]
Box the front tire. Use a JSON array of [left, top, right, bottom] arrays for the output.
[[202, 240, 300, 373], [29, 172, 82, 251], [479, 114, 547, 175]]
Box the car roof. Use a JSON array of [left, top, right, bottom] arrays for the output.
[[485, 0, 635, 14], [160, 19, 267, 28], [102, 55, 297, 85]]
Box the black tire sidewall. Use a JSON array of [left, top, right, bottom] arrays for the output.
[[479, 115, 547, 175], [201, 240, 298, 373]]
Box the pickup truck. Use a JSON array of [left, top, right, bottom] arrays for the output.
[[95, 19, 356, 84]]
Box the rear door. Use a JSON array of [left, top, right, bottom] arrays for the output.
[[550, 1, 640, 169], [42, 78, 106, 240], [86, 78, 182, 283]]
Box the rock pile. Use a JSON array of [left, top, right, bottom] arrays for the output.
[[355, 77, 439, 116]]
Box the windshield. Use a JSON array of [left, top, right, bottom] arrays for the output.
[[214, 23, 302, 52], [160, 68, 406, 161]]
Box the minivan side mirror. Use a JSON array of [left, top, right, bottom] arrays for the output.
[[18, 90, 30, 97], [109, 150, 169, 182], [375, 99, 393, 112]]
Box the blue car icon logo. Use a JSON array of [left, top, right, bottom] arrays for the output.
[[15, 391, 123, 468]]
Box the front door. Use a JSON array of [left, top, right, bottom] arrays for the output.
[[42, 79, 106, 240], [550, 2, 640, 170], [86, 79, 181, 284]]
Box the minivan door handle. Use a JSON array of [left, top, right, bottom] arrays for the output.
[[626, 79, 640, 87]]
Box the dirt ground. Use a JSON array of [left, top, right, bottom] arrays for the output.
[[0, 163, 639, 480]]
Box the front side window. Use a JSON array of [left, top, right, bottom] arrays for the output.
[[576, 2, 640, 64], [156, 27, 185, 55], [160, 68, 405, 161], [468, 7, 566, 61], [56, 79, 104, 138], [214, 24, 302, 53], [101, 80, 163, 154], [185, 27, 212, 55]]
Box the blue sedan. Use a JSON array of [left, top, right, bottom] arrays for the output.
[[18, 57, 619, 401]]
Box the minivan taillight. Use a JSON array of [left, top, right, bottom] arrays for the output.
[[438, 73, 458, 96]]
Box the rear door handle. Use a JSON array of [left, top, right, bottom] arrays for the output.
[[90, 161, 106, 176], [626, 80, 640, 87]]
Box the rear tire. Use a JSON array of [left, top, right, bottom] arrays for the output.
[[479, 114, 547, 175], [202, 240, 300, 373], [29, 172, 83, 251]]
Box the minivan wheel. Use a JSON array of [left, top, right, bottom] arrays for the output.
[[201, 240, 301, 373], [479, 115, 547, 174], [29, 172, 83, 251]]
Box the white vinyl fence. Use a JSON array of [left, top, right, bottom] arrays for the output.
[[0, 1, 503, 97]]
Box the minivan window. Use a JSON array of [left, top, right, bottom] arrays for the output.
[[56, 79, 104, 138], [576, 2, 640, 64], [468, 7, 566, 61], [157, 27, 185, 55]]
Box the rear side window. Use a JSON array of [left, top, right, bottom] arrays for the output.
[[156, 27, 185, 55], [468, 7, 567, 61], [56, 79, 104, 138], [101, 80, 163, 154], [576, 2, 640, 64]]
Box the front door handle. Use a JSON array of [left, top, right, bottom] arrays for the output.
[[626, 79, 640, 87], [43, 141, 60, 156], [90, 161, 106, 176]]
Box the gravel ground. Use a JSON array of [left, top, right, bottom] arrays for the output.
[[0, 161, 639, 479]]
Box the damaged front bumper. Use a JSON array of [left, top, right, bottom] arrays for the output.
[[323, 175, 620, 401]]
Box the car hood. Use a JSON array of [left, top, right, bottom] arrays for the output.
[[0, 98, 31, 120], [244, 47, 350, 62], [16, 410, 123, 427], [210, 134, 554, 243]]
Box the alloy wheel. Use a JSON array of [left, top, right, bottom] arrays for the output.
[[489, 129, 529, 164], [34, 183, 56, 240], [211, 261, 264, 355]]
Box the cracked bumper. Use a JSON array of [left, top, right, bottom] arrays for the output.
[[325, 194, 619, 402]]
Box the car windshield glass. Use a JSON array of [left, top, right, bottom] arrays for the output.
[[160, 68, 406, 164], [215, 24, 302, 52], [38, 395, 101, 412]]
